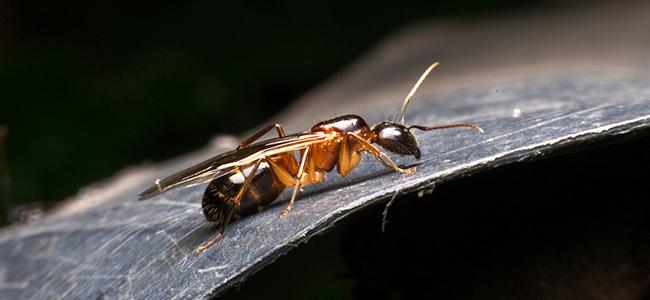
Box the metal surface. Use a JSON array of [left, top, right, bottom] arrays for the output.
[[1, 70, 650, 299], [3, 2, 650, 298]]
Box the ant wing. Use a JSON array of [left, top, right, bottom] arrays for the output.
[[138, 131, 332, 200], [138, 152, 241, 201]]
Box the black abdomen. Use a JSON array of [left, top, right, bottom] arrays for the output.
[[202, 164, 286, 226]]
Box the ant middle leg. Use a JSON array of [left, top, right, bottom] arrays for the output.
[[280, 147, 311, 218], [237, 123, 286, 149], [265, 147, 312, 218]]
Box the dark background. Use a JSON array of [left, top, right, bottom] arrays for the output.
[[0, 0, 545, 225]]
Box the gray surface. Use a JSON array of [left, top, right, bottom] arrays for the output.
[[3, 2, 650, 298], [1, 70, 650, 299]]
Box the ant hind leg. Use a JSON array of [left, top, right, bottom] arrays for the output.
[[195, 159, 263, 253], [196, 208, 235, 253]]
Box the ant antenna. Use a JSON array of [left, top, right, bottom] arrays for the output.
[[409, 124, 485, 134], [399, 62, 439, 124]]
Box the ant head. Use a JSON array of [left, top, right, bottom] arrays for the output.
[[371, 121, 421, 159], [370, 62, 484, 160], [371, 121, 484, 160]]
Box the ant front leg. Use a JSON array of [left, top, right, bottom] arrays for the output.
[[348, 133, 416, 175], [238, 123, 286, 149], [337, 134, 363, 176]]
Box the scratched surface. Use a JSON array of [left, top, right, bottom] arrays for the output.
[[4, 1, 650, 297], [1, 69, 650, 299]]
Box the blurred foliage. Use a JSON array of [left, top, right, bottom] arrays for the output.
[[0, 0, 542, 225]]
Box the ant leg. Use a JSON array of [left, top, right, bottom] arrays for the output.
[[348, 133, 415, 174], [280, 146, 311, 218], [196, 208, 234, 253], [307, 151, 325, 184], [337, 134, 363, 176], [196, 159, 263, 253], [238, 124, 286, 149]]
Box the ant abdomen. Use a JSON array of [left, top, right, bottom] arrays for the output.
[[202, 163, 286, 226]]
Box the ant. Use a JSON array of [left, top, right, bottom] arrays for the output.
[[139, 62, 484, 253]]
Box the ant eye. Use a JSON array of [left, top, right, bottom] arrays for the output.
[[372, 122, 421, 159]]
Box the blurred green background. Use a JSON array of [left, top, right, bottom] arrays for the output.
[[0, 0, 543, 225]]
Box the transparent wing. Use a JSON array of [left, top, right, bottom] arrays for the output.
[[138, 131, 333, 200], [138, 151, 240, 201]]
